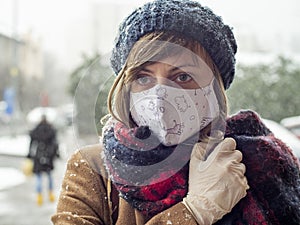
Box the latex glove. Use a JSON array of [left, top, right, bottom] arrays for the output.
[[183, 138, 249, 224]]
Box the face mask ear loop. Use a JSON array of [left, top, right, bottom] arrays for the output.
[[211, 76, 227, 132]]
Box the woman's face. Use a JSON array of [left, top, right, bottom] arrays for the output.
[[128, 48, 220, 146], [130, 49, 214, 93]]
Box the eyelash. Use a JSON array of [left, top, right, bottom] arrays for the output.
[[175, 73, 193, 82], [134, 72, 194, 85], [135, 74, 153, 85]]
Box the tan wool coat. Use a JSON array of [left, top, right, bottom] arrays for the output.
[[51, 144, 197, 225]]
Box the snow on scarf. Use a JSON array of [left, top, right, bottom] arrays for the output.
[[102, 120, 198, 217], [102, 110, 300, 224]]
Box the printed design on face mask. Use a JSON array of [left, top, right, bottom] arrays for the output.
[[163, 120, 184, 135], [145, 99, 185, 138], [154, 87, 187, 137], [203, 85, 213, 97], [162, 120, 184, 146], [200, 117, 212, 128], [174, 95, 189, 112], [156, 86, 167, 98], [147, 101, 156, 111], [130, 79, 219, 146], [158, 107, 165, 113]]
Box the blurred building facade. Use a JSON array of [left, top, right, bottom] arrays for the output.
[[0, 29, 44, 113], [1, 0, 299, 116]]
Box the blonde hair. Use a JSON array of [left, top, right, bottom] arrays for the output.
[[106, 31, 228, 141]]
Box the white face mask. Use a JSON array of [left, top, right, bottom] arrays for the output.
[[130, 78, 219, 146]]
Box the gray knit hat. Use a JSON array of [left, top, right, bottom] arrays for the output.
[[110, 0, 237, 89]]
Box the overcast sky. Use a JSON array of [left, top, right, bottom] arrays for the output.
[[1, 0, 299, 68], [1, 0, 298, 41]]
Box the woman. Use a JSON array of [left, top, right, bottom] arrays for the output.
[[28, 115, 59, 205], [52, 0, 300, 224]]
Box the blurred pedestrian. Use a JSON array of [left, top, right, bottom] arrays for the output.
[[28, 114, 59, 206], [52, 0, 300, 224]]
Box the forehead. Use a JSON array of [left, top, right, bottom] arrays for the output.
[[157, 48, 204, 67], [144, 48, 213, 76]]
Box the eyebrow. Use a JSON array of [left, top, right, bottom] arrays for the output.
[[140, 64, 199, 73], [175, 64, 199, 70], [170, 64, 200, 73]]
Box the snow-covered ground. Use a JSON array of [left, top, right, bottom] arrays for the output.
[[0, 135, 30, 191], [0, 167, 26, 191], [0, 134, 30, 157]]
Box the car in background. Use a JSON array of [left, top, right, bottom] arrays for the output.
[[26, 107, 58, 125], [263, 118, 300, 159], [280, 115, 300, 140], [26, 104, 75, 131]]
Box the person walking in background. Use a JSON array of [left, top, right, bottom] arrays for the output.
[[28, 114, 59, 206], [52, 0, 300, 224]]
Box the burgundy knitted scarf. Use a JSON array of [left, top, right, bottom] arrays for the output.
[[218, 110, 300, 225], [102, 120, 197, 217]]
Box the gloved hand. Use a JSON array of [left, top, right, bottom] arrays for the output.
[[183, 138, 249, 224]]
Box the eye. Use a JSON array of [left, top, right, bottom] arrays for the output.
[[136, 75, 152, 85], [175, 73, 193, 83], [131, 74, 156, 92]]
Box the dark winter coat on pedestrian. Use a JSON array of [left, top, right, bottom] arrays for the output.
[[28, 120, 59, 174], [51, 110, 300, 225]]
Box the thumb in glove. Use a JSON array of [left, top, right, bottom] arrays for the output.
[[183, 138, 249, 224]]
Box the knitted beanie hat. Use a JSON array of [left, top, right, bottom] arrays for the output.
[[110, 0, 237, 89]]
